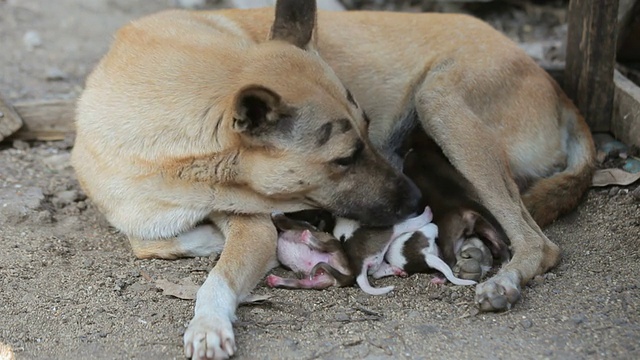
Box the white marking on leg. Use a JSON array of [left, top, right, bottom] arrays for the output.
[[184, 272, 237, 360], [178, 224, 226, 257]]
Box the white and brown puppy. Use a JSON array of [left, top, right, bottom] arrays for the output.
[[384, 223, 478, 286], [335, 206, 434, 295], [72, 1, 595, 358]]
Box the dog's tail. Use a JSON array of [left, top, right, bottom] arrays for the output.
[[522, 93, 596, 228]]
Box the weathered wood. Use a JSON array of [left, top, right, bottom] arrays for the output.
[[7, 99, 76, 141], [0, 94, 24, 142], [617, 0, 640, 61], [612, 70, 640, 148], [565, 0, 620, 132]]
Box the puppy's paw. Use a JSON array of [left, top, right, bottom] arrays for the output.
[[184, 314, 236, 360], [475, 270, 521, 312]]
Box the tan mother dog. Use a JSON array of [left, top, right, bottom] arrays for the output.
[[72, 1, 595, 359]]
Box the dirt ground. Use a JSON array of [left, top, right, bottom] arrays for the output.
[[1, 1, 639, 360]]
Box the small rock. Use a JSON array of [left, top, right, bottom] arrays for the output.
[[0, 187, 45, 222], [545, 273, 557, 281], [608, 187, 619, 196], [415, 324, 440, 335], [334, 312, 349, 322], [23, 30, 42, 50], [543, 349, 553, 356], [631, 186, 640, 201], [45, 67, 67, 81], [34, 210, 53, 223], [571, 314, 585, 325], [532, 275, 545, 285], [622, 158, 640, 174], [520, 319, 533, 329], [82, 259, 94, 268], [55, 190, 79, 207], [12, 140, 30, 151], [76, 201, 87, 210], [43, 153, 71, 171]]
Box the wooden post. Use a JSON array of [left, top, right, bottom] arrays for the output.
[[564, 0, 620, 132]]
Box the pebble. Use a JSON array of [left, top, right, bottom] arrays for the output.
[[54, 190, 79, 207], [571, 314, 585, 325], [608, 187, 619, 196], [545, 273, 557, 281], [631, 186, 640, 201], [82, 259, 94, 268], [0, 187, 45, 222], [622, 158, 640, 174], [45, 67, 67, 81], [334, 312, 350, 322], [43, 153, 71, 171], [520, 319, 533, 329], [23, 30, 42, 50], [12, 140, 30, 151]]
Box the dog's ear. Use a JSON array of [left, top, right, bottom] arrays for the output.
[[232, 85, 291, 134], [269, 0, 317, 50]]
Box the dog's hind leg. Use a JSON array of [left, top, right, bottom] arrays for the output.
[[414, 91, 560, 312], [128, 224, 225, 260], [183, 212, 278, 360]]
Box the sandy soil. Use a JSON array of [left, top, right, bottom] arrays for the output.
[[1, 1, 639, 360]]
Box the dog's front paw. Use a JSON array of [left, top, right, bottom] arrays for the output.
[[475, 270, 521, 312], [184, 315, 236, 360]]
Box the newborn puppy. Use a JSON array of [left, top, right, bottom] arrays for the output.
[[333, 207, 435, 295], [453, 236, 494, 281], [402, 130, 512, 280], [384, 223, 477, 286], [266, 213, 352, 289]]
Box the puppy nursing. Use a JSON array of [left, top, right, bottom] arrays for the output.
[[270, 206, 477, 295]]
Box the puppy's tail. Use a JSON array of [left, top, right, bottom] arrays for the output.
[[522, 94, 596, 228], [426, 254, 477, 286], [356, 265, 394, 295]]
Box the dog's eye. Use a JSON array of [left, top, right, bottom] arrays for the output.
[[333, 141, 364, 167]]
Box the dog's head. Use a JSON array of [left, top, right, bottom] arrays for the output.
[[228, 0, 420, 226]]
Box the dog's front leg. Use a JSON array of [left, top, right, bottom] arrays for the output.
[[184, 213, 278, 360], [415, 91, 560, 312]]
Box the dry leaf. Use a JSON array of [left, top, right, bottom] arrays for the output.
[[155, 278, 200, 300], [592, 168, 640, 187], [241, 294, 272, 305], [155, 278, 272, 304]]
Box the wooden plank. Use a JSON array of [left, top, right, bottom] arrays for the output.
[[612, 70, 640, 148], [564, 0, 620, 132], [7, 99, 76, 141], [0, 94, 24, 142], [617, 0, 640, 61]]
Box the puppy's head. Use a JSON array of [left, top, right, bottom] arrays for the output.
[[229, 0, 420, 227]]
